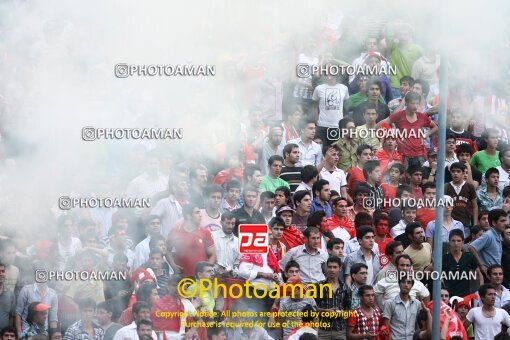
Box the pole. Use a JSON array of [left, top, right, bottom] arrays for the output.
[[431, 48, 448, 340]]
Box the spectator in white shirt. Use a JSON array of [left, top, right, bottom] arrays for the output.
[[211, 212, 239, 277], [112, 301, 156, 340], [289, 121, 323, 167], [134, 216, 162, 269], [149, 177, 184, 238]]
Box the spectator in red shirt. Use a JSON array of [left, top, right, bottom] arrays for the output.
[[347, 144, 374, 197], [346, 285, 383, 338], [407, 165, 423, 200], [278, 206, 305, 250], [374, 213, 394, 268], [166, 204, 216, 277], [327, 197, 356, 241], [380, 163, 404, 210], [212, 149, 245, 187], [374, 131, 403, 176], [416, 182, 436, 232], [378, 91, 438, 168]]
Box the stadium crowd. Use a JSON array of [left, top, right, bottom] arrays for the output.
[[1, 16, 510, 340]]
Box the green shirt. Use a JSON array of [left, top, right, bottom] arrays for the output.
[[258, 176, 290, 193], [333, 138, 359, 172], [385, 24, 423, 88], [186, 282, 214, 312], [470, 150, 500, 173], [344, 93, 386, 113]]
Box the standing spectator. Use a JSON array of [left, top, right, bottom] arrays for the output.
[[232, 187, 265, 236], [292, 191, 312, 233], [219, 180, 242, 213], [344, 226, 380, 286], [347, 144, 373, 196], [135, 319, 153, 340], [469, 209, 507, 276], [166, 204, 216, 277], [146, 250, 170, 297], [64, 298, 104, 340], [96, 301, 122, 340], [346, 285, 383, 339], [421, 148, 439, 185], [55, 215, 82, 271], [363, 160, 383, 210], [452, 143, 482, 190], [387, 76, 414, 113], [374, 254, 430, 306], [444, 134, 460, 168], [0, 262, 15, 330], [104, 253, 131, 322], [447, 110, 478, 152], [289, 121, 323, 167], [279, 227, 326, 284], [407, 165, 423, 200], [465, 284, 510, 340], [373, 214, 394, 268], [185, 262, 216, 313], [280, 143, 302, 193], [20, 303, 50, 340], [327, 197, 354, 243], [470, 128, 501, 173], [477, 167, 503, 212], [349, 263, 368, 310], [425, 195, 464, 245], [279, 277, 317, 339], [281, 105, 303, 145], [312, 74, 349, 147], [211, 212, 239, 277], [310, 179, 332, 217], [332, 117, 359, 172], [318, 144, 350, 201], [384, 22, 423, 97], [188, 166, 208, 208], [380, 163, 404, 210], [0, 241, 19, 293], [390, 204, 417, 244], [415, 183, 437, 233], [382, 276, 423, 340], [212, 150, 244, 187], [133, 215, 162, 270], [445, 162, 478, 228], [268, 217, 286, 262], [259, 191, 275, 223], [105, 226, 136, 272], [403, 222, 432, 274], [243, 165, 263, 192], [495, 148, 510, 191], [199, 185, 223, 232], [16, 273, 58, 335], [259, 126, 284, 176], [375, 241, 404, 282], [375, 132, 403, 177], [315, 257, 351, 339], [258, 155, 290, 193], [277, 205, 305, 250], [149, 177, 184, 238], [378, 92, 437, 168], [475, 264, 510, 308], [294, 165, 318, 197], [115, 301, 156, 340], [352, 80, 390, 127]]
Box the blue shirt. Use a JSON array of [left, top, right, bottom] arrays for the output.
[[470, 227, 502, 267], [310, 198, 332, 218], [425, 219, 465, 242]]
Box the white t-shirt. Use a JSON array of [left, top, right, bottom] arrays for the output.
[[366, 257, 374, 284], [312, 83, 349, 128], [466, 307, 510, 340], [319, 166, 347, 194], [496, 166, 510, 192], [331, 226, 351, 245]]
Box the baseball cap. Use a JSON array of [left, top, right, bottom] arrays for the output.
[[33, 303, 51, 312], [427, 148, 437, 157], [277, 205, 295, 215]]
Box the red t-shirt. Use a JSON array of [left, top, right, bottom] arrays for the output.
[[374, 149, 403, 174], [388, 110, 431, 158], [376, 238, 394, 268], [347, 167, 365, 196], [411, 186, 423, 200], [327, 215, 356, 239], [416, 208, 435, 232], [166, 223, 214, 277], [380, 183, 398, 210]]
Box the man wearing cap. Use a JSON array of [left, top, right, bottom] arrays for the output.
[[20, 302, 50, 340], [277, 205, 305, 250], [15, 270, 58, 336]]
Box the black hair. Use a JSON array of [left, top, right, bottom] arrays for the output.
[[260, 191, 275, 201], [303, 226, 320, 238], [385, 241, 403, 256], [358, 284, 374, 297], [207, 327, 227, 340], [326, 256, 342, 268], [225, 179, 241, 191], [301, 165, 319, 183], [0, 326, 17, 338], [338, 117, 354, 130], [456, 143, 473, 156], [283, 143, 300, 158], [132, 301, 151, 316], [351, 263, 368, 275], [404, 91, 421, 104], [396, 184, 412, 198], [243, 164, 261, 181], [395, 253, 413, 266], [97, 301, 114, 314], [479, 283, 496, 298], [284, 260, 300, 272], [406, 164, 422, 176], [194, 261, 213, 277], [389, 163, 405, 175], [485, 167, 500, 180], [488, 264, 504, 276], [421, 182, 436, 194], [449, 229, 464, 241], [400, 76, 414, 86], [220, 211, 236, 222], [307, 211, 326, 228], [356, 144, 373, 157], [182, 203, 200, 218], [362, 160, 380, 180], [136, 283, 157, 303], [450, 162, 467, 172], [136, 319, 153, 331], [275, 186, 291, 200], [268, 217, 285, 229], [294, 190, 312, 204], [354, 212, 373, 229], [301, 304, 318, 324], [405, 222, 423, 237], [312, 179, 329, 197], [357, 226, 375, 240], [414, 79, 430, 97], [489, 209, 507, 226], [499, 148, 510, 163], [327, 238, 344, 250], [268, 155, 284, 166]]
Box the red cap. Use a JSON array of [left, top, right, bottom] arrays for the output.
[[33, 303, 51, 312], [130, 268, 154, 287], [454, 293, 477, 311]]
